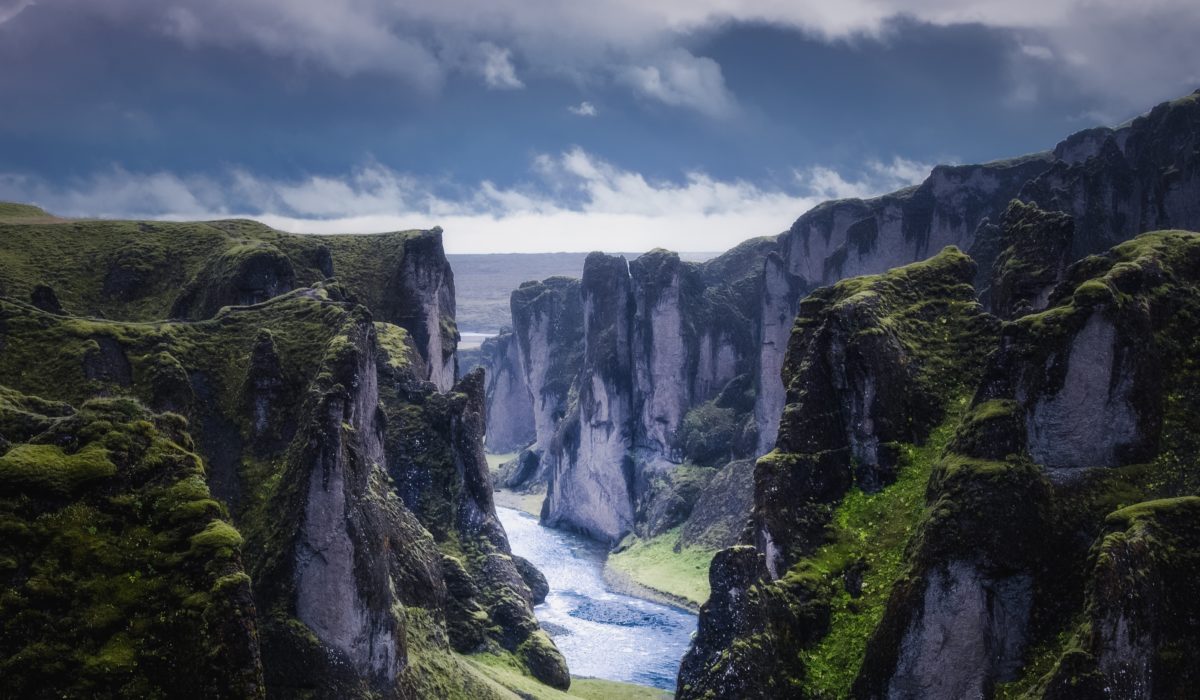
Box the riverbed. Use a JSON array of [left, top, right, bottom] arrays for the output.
[[496, 506, 697, 691]]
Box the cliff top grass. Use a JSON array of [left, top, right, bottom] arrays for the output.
[[0, 201, 51, 219], [0, 209, 429, 323]]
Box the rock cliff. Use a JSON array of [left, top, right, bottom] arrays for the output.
[[485, 91, 1200, 559], [680, 228, 1200, 699], [0, 221, 564, 698]]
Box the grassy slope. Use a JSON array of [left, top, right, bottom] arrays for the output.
[[0, 202, 50, 218], [605, 529, 713, 608], [797, 407, 964, 697]]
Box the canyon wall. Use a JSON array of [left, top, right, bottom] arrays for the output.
[[0, 221, 563, 698]]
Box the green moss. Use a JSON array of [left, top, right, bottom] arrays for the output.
[[374, 321, 415, 370], [0, 390, 261, 697], [190, 520, 245, 554], [0, 442, 116, 495], [796, 409, 962, 697]]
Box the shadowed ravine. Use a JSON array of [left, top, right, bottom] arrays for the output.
[[496, 507, 697, 690]]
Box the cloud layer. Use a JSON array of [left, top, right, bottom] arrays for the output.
[[0, 149, 934, 253], [4, 0, 1198, 115]]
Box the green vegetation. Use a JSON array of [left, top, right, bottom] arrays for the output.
[[676, 402, 740, 466], [797, 408, 963, 697], [463, 652, 672, 700], [0, 442, 116, 495], [0, 394, 260, 697], [494, 487, 546, 517], [0, 201, 50, 219], [607, 527, 715, 607]]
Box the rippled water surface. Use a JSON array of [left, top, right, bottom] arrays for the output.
[[497, 506, 697, 690]]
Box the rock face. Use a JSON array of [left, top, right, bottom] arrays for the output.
[[484, 91, 1200, 551], [292, 320, 401, 684], [677, 248, 1000, 699], [510, 276, 584, 472], [543, 253, 639, 543], [479, 330, 536, 453], [534, 244, 770, 542], [886, 562, 1032, 700], [0, 223, 563, 697], [981, 200, 1075, 319]]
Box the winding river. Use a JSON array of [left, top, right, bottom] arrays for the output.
[[496, 506, 697, 691]]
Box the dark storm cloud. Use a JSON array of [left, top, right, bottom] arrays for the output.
[[0, 1, 1196, 251]]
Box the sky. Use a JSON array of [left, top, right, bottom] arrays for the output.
[[1, 0, 1197, 253]]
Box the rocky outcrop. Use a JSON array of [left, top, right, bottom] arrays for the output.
[[1020, 91, 1200, 261], [290, 318, 404, 685], [854, 230, 1200, 698], [509, 276, 584, 468], [981, 200, 1075, 318], [678, 248, 1001, 698], [527, 242, 769, 541], [479, 330, 536, 453], [1042, 498, 1200, 699], [753, 91, 1200, 458], [544, 253, 638, 543]]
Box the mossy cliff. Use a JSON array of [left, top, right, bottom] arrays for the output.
[[0, 220, 567, 697], [0, 392, 262, 698], [0, 218, 458, 390], [679, 229, 1200, 699], [677, 247, 999, 699], [481, 91, 1200, 573]]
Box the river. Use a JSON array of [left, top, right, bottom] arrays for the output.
[[496, 506, 697, 691]]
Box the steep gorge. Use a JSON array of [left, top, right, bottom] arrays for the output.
[[481, 90, 1200, 552]]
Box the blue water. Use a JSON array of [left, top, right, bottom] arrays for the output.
[[497, 506, 697, 690]]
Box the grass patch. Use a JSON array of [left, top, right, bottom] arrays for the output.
[[494, 486, 545, 517], [464, 653, 672, 700], [797, 405, 964, 698], [0, 202, 49, 218], [606, 527, 714, 606], [486, 452, 520, 473]]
